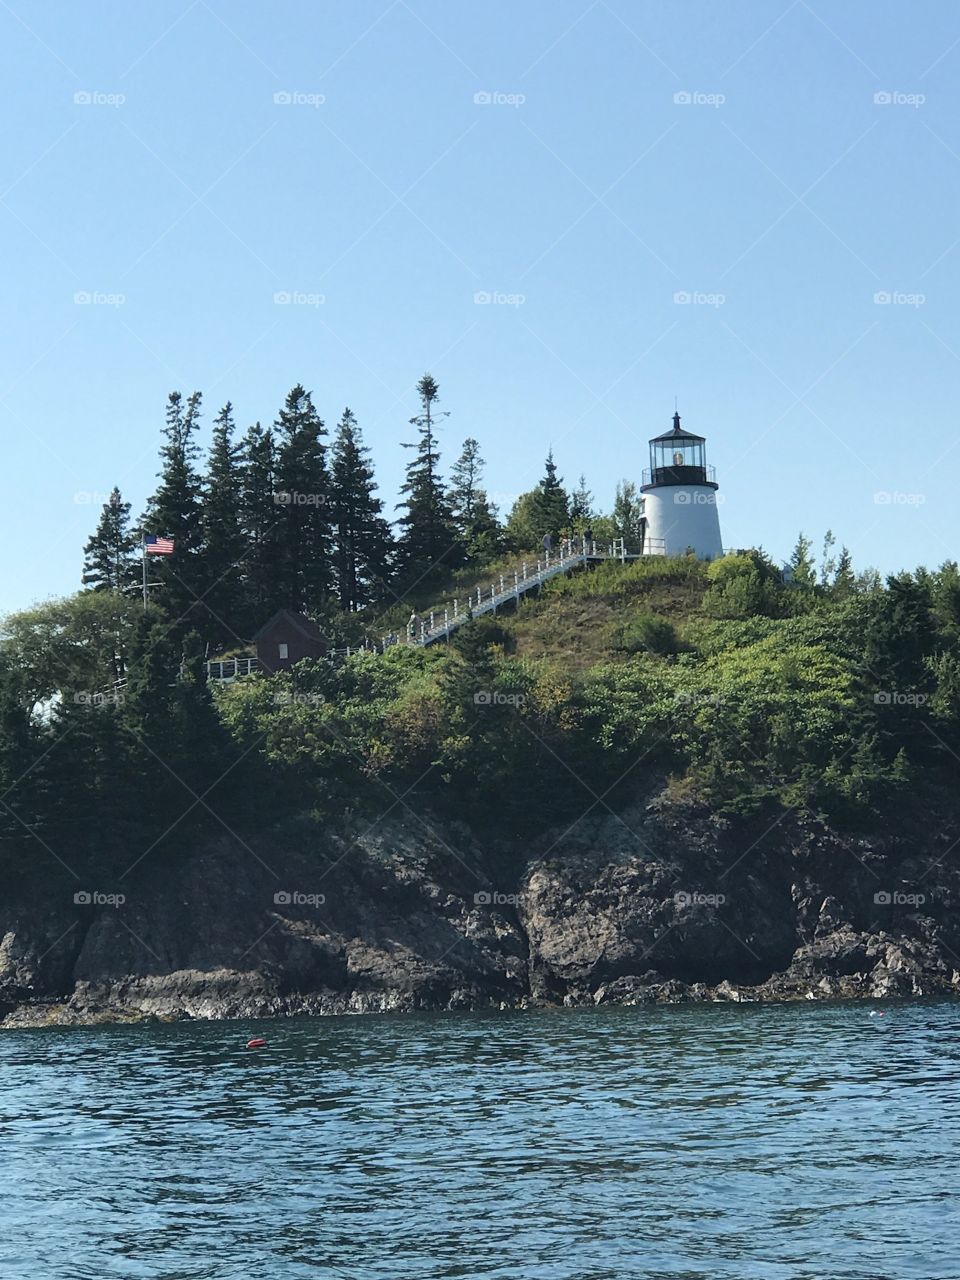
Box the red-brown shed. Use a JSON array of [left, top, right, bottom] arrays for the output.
[[253, 610, 329, 675]]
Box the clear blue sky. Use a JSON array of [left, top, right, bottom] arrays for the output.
[[2, 0, 959, 614]]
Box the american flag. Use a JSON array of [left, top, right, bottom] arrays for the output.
[[144, 535, 175, 555]]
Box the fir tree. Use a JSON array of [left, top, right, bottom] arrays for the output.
[[788, 532, 816, 589], [569, 474, 594, 530], [201, 403, 245, 648], [273, 385, 331, 611], [612, 480, 645, 548], [396, 373, 460, 583], [330, 408, 392, 612], [82, 487, 138, 593], [142, 391, 205, 628], [449, 438, 502, 562], [832, 547, 856, 597], [526, 450, 570, 542], [238, 421, 280, 629]]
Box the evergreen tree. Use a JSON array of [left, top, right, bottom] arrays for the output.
[[449, 438, 502, 562], [612, 480, 645, 549], [526, 450, 570, 542], [396, 373, 460, 583], [569, 474, 594, 530], [201, 403, 245, 648], [788, 532, 816, 589], [832, 547, 856, 597], [142, 391, 205, 628], [330, 407, 393, 611], [273, 385, 331, 611], [82, 487, 138, 593], [238, 421, 280, 629]]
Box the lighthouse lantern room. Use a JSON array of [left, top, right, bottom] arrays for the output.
[[640, 411, 723, 559]]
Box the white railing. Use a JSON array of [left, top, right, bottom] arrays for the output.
[[202, 537, 672, 675], [206, 656, 260, 682]]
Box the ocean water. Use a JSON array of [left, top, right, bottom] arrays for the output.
[[1, 1001, 957, 1279]]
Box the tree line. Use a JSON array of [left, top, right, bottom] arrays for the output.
[[82, 373, 646, 651]]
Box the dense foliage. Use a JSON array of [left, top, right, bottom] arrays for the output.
[[1, 549, 957, 886]]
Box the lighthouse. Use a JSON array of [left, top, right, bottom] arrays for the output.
[[640, 411, 723, 559]]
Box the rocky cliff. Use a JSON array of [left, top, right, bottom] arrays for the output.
[[2, 787, 958, 1027]]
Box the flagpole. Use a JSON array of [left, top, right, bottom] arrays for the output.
[[141, 535, 148, 612]]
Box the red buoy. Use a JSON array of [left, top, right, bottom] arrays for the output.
[[246, 1037, 267, 1049]]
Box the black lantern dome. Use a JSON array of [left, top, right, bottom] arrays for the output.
[[642, 411, 717, 489]]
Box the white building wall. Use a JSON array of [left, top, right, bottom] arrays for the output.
[[643, 485, 723, 559]]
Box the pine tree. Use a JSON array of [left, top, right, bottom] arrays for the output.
[[82, 487, 138, 593], [142, 391, 205, 628], [612, 480, 645, 548], [526, 450, 570, 542], [448, 438, 484, 529], [396, 373, 461, 583], [788, 532, 816, 589], [832, 547, 856, 597], [449, 438, 502, 563], [273, 385, 331, 611], [238, 421, 280, 629], [201, 403, 245, 648], [569, 474, 594, 530], [330, 408, 393, 611]]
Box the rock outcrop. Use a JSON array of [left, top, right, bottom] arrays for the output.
[[3, 790, 959, 1026]]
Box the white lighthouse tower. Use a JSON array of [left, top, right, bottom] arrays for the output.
[[640, 411, 723, 559]]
